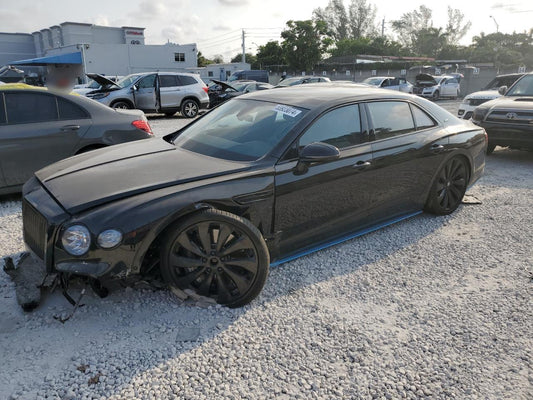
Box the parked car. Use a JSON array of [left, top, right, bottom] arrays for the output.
[[362, 76, 413, 93], [228, 70, 269, 83], [86, 72, 209, 118], [413, 74, 460, 100], [73, 76, 123, 96], [275, 76, 331, 87], [20, 84, 486, 308], [457, 73, 524, 119], [208, 79, 274, 107], [0, 83, 153, 194], [471, 72, 533, 154]]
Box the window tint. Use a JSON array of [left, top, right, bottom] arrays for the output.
[[300, 104, 364, 149], [138, 74, 156, 89], [58, 97, 89, 120], [5, 92, 58, 124], [179, 75, 198, 86], [367, 101, 415, 140], [411, 105, 436, 130], [159, 75, 179, 87], [0, 94, 6, 124]]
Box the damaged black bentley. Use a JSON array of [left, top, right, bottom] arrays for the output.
[[21, 84, 487, 308]]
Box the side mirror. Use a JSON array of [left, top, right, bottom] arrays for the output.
[[498, 85, 508, 95], [300, 142, 340, 163], [132, 84, 138, 91]]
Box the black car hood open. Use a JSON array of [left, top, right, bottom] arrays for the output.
[[211, 79, 238, 92], [415, 73, 437, 86], [87, 73, 120, 88], [35, 139, 251, 214]]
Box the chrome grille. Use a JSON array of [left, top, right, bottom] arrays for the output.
[[22, 200, 47, 259], [486, 110, 533, 125]]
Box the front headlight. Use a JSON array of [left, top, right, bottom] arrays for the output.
[[472, 107, 490, 122], [62, 225, 91, 256], [89, 92, 110, 100], [97, 229, 123, 249]]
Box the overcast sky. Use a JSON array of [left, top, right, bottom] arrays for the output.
[[1, 0, 532, 60]]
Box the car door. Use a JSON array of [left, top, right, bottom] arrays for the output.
[[158, 74, 181, 110], [0, 94, 7, 188], [274, 104, 374, 256], [134, 74, 158, 112], [0, 91, 91, 187], [365, 100, 448, 216]]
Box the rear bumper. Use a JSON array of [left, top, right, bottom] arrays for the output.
[[476, 122, 533, 149]]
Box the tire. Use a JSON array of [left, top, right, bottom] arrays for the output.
[[432, 90, 440, 101], [111, 101, 132, 109], [424, 156, 469, 215], [181, 99, 199, 118], [160, 209, 270, 307], [486, 142, 496, 155]]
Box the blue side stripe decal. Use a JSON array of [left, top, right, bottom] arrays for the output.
[[269, 211, 423, 267]]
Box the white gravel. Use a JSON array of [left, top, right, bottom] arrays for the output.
[[0, 107, 532, 399]]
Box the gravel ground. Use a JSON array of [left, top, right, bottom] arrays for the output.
[[0, 101, 532, 399]]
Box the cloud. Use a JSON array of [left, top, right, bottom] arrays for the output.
[[218, 0, 249, 6]]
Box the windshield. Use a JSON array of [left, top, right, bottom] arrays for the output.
[[228, 82, 250, 92], [173, 99, 307, 161], [277, 78, 302, 87], [506, 74, 533, 96], [362, 78, 383, 86], [116, 74, 140, 88], [484, 75, 523, 90], [87, 80, 100, 89]]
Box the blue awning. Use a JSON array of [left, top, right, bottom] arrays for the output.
[[10, 52, 82, 66]]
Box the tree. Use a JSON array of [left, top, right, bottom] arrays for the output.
[[197, 51, 213, 67], [467, 32, 533, 68], [391, 5, 433, 49], [445, 6, 472, 45], [412, 27, 448, 58], [348, 0, 378, 39], [212, 54, 224, 64], [313, 0, 349, 41], [281, 20, 333, 71], [256, 41, 286, 67], [231, 53, 259, 69]]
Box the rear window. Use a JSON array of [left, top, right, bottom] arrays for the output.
[[178, 75, 198, 86], [5, 92, 58, 124], [58, 97, 89, 119]]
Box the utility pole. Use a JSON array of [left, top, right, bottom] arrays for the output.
[[242, 30, 246, 63], [382, 18, 385, 37], [489, 15, 499, 33]]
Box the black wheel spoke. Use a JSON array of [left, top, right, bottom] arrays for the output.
[[176, 233, 205, 257], [449, 184, 463, 202], [215, 225, 232, 252], [170, 253, 203, 269], [223, 267, 251, 295], [225, 257, 258, 274], [220, 235, 254, 256], [174, 266, 206, 287], [196, 222, 213, 252], [215, 274, 232, 303]]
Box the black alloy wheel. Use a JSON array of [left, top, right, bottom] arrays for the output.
[[111, 101, 132, 109], [425, 157, 469, 215], [161, 209, 269, 307], [181, 99, 199, 118]]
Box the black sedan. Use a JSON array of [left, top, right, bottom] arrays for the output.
[[21, 85, 486, 307], [472, 72, 533, 154], [0, 84, 153, 194], [208, 80, 273, 107]]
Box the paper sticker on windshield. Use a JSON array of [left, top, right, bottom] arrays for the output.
[[274, 104, 302, 118]]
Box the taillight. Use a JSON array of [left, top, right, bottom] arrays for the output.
[[202, 87, 208, 93], [132, 120, 153, 135]]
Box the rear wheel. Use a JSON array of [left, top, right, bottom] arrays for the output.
[[111, 101, 132, 109], [181, 99, 199, 118], [425, 157, 469, 215], [160, 209, 269, 307]]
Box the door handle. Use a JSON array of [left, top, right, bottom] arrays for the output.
[[353, 161, 371, 170], [61, 125, 80, 131], [430, 144, 444, 153]]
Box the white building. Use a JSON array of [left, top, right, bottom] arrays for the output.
[[0, 22, 198, 85]]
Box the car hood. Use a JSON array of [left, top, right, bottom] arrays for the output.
[[35, 139, 251, 214], [211, 79, 237, 92], [482, 96, 533, 110], [415, 73, 437, 86], [86, 73, 120, 88], [464, 90, 499, 100]]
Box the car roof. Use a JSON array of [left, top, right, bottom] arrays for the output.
[[242, 83, 411, 109], [0, 83, 48, 91]]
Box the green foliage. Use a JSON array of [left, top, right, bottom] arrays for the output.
[[256, 41, 286, 67], [281, 20, 333, 71], [313, 0, 377, 40], [467, 32, 533, 68], [197, 51, 213, 68], [231, 53, 260, 69], [331, 37, 405, 57]]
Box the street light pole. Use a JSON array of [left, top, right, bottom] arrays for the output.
[[489, 15, 499, 33]]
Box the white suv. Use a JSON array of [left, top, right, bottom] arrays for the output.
[[457, 73, 524, 119], [86, 72, 209, 118]]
